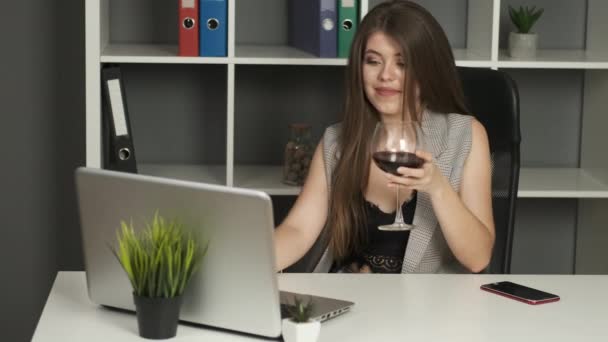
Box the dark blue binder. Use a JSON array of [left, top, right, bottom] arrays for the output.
[[200, 0, 227, 57], [288, 0, 338, 58]]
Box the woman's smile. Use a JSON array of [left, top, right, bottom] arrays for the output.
[[375, 87, 402, 97]]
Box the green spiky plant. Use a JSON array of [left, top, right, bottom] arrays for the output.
[[111, 211, 207, 298], [286, 296, 315, 323], [508, 5, 544, 34]]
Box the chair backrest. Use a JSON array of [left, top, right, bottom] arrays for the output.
[[457, 66, 521, 274], [286, 67, 521, 274]]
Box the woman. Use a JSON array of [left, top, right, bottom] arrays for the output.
[[274, 0, 495, 274]]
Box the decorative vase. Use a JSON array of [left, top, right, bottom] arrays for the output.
[[133, 294, 183, 340], [508, 32, 538, 59], [282, 123, 314, 186], [281, 318, 321, 342]]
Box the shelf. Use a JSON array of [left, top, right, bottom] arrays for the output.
[[229, 46, 493, 67], [133, 165, 608, 198], [452, 49, 493, 68], [518, 168, 608, 198], [233, 166, 608, 198], [496, 50, 608, 69], [100, 44, 495, 67], [101, 44, 229, 64], [137, 164, 226, 185], [234, 165, 300, 196], [234, 45, 346, 66]]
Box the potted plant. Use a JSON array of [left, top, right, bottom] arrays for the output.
[[112, 211, 205, 340], [508, 5, 544, 58], [282, 296, 321, 342]]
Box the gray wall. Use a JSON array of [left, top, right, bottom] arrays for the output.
[[54, 0, 86, 271], [0, 0, 85, 341]]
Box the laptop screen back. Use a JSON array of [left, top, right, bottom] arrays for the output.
[[75, 167, 282, 337]]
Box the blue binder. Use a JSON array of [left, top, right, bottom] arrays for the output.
[[288, 0, 337, 58], [200, 0, 227, 57]]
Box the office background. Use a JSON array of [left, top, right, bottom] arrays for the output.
[[0, 0, 599, 341]]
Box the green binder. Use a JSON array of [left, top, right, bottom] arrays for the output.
[[338, 0, 359, 58]]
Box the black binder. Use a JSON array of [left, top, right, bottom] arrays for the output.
[[101, 65, 137, 173]]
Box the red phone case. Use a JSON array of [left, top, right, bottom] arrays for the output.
[[480, 285, 560, 305]]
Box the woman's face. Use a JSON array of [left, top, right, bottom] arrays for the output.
[[362, 32, 409, 120]]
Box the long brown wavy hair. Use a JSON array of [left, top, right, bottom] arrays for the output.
[[327, 0, 470, 262]]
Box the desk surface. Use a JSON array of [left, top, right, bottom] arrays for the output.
[[33, 272, 608, 341]]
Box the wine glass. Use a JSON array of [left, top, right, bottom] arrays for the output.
[[371, 121, 424, 231]]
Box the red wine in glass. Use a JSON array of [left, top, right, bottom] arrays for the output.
[[372, 151, 424, 176], [370, 121, 424, 231]]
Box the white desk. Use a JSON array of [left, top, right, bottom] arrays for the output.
[[33, 272, 608, 341]]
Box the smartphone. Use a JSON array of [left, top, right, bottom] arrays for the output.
[[480, 281, 560, 305]]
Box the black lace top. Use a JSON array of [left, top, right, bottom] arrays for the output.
[[335, 192, 417, 273]]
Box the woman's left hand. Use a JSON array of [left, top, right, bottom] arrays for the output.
[[386, 150, 448, 199]]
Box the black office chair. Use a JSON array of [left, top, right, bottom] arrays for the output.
[[457, 67, 521, 274], [286, 67, 521, 274]]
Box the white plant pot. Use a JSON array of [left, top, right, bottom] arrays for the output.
[[508, 32, 538, 59], [282, 318, 321, 342]]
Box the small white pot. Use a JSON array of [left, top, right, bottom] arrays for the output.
[[508, 32, 538, 59], [282, 318, 321, 342]]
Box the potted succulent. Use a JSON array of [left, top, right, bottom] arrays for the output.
[[508, 5, 544, 58], [112, 211, 205, 340], [282, 296, 321, 342]]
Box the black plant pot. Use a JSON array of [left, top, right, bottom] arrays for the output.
[[133, 294, 183, 340]]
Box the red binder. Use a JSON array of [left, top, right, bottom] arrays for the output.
[[179, 0, 199, 56]]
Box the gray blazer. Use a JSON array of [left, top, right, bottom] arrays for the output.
[[314, 109, 473, 273]]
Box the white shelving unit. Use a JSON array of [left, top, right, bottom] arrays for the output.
[[86, 0, 608, 273]]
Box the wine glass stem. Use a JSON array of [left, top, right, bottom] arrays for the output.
[[394, 186, 405, 224]]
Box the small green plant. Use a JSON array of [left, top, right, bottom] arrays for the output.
[[111, 211, 207, 298], [508, 5, 544, 34], [286, 296, 314, 323]]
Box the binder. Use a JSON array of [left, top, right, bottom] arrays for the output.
[[338, 0, 358, 58], [101, 66, 138, 173], [200, 0, 227, 57], [179, 0, 199, 56], [288, 0, 337, 58]]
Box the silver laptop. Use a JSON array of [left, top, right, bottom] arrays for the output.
[[75, 167, 354, 338]]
